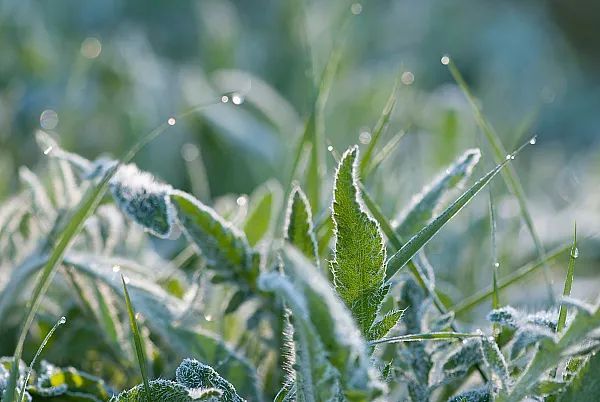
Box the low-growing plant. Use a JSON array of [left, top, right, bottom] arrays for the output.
[[0, 65, 595, 402]]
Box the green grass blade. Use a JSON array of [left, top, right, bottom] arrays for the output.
[[359, 74, 401, 177], [446, 57, 553, 301], [369, 332, 482, 346], [489, 191, 500, 311], [452, 243, 572, 315], [17, 315, 66, 402], [386, 160, 508, 281], [557, 223, 578, 333], [394, 148, 481, 238], [4, 162, 118, 402], [364, 130, 406, 178], [121, 275, 151, 402]]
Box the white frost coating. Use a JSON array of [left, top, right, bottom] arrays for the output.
[[109, 163, 176, 239], [395, 148, 481, 233]]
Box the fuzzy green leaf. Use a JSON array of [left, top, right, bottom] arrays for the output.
[[558, 353, 600, 401], [284, 186, 318, 265], [330, 146, 390, 338], [170, 191, 259, 290], [259, 271, 343, 402]]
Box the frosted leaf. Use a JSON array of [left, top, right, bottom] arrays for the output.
[[109, 163, 175, 238]]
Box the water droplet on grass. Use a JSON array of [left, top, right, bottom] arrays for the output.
[[494, 262, 500, 268], [572, 247, 579, 259], [359, 130, 371, 144], [441, 55, 450, 65], [236, 195, 247, 206], [167, 117, 176, 126], [81, 37, 102, 59], [327, 145, 334, 152], [232, 93, 244, 105], [401, 71, 415, 85], [221, 95, 229, 103], [43, 146, 53, 155], [112, 265, 121, 273], [59, 316, 67, 324], [350, 3, 363, 15], [40, 109, 59, 130], [529, 136, 537, 145]]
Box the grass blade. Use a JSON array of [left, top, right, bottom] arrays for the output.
[[369, 332, 482, 346], [446, 57, 553, 301], [17, 315, 66, 402], [386, 160, 507, 281], [453, 243, 572, 315], [359, 73, 401, 177], [121, 275, 151, 402], [489, 191, 500, 311], [557, 224, 578, 333]]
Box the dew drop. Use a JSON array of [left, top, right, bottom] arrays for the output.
[[529, 137, 537, 145], [510, 154, 516, 160], [112, 265, 121, 273], [350, 2, 363, 15], [494, 262, 500, 268], [205, 314, 213, 322], [572, 247, 579, 259], [123, 276, 131, 285], [43, 146, 53, 155], [167, 117, 176, 126], [59, 316, 67, 325], [221, 95, 229, 103], [231, 93, 244, 105], [359, 130, 372, 144], [236, 195, 248, 206], [441, 55, 450, 65], [40, 109, 59, 130], [181, 143, 199, 161], [135, 312, 143, 320], [80, 37, 102, 59], [327, 145, 334, 152], [401, 71, 415, 85]]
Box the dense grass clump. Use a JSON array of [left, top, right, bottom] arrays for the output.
[[0, 61, 595, 402]]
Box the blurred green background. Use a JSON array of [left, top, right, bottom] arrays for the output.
[[1, 0, 599, 316]]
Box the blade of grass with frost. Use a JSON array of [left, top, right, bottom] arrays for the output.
[[446, 57, 553, 300], [386, 158, 509, 281], [243, 180, 282, 246], [330, 146, 402, 339], [369, 331, 483, 346], [4, 99, 221, 402], [122, 275, 151, 402], [364, 130, 406, 178], [452, 243, 572, 314], [17, 316, 66, 402], [394, 148, 481, 238], [359, 74, 400, 177], [284, 186, 319, 264], [557, 224, 577, 334]]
